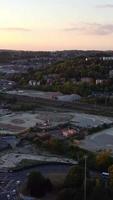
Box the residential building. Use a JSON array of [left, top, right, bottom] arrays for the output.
[[96, 79, 110, 85], [29, 80, 40, 86], [109, 70, 113, 78], [102, 57, 113, 61], [81, 77, 95, 84]]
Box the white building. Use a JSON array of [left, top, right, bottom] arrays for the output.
[[29, 80, 40, 86], [109, 70, 113, 78], [57, 94, 81, 102], [102, 57, 113, 61], [96, 79, 104, 85]]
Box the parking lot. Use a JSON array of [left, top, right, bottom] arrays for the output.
[[71, 112, 113, 128], [80, 127, 113, 152]]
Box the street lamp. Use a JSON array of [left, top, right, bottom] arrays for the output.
[[84, 155, 88, 200], [6, 194, 10, 200], [16, 180, 21, 200]]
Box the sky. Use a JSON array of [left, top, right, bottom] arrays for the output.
[[0, 0, 113, 51]]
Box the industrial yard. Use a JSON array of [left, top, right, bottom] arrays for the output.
[[0, 108, 112, 135]]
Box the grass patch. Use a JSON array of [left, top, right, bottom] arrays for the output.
[[11, 159, 49, 171], [47, 173, 66, 188]]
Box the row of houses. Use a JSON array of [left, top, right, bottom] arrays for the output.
[[27, 66, 113, 88], [101, 57, 113, 61], [28, 76, 65, 87], [28, 77, 111, 87], [80, 77, 111, 85]]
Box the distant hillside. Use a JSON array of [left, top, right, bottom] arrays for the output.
[[0, 49, 113, 63]]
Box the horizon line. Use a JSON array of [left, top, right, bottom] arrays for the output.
[[0, 48, 113, 52]]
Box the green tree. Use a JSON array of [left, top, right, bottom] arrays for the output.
[[108, 165, 113, 187], [47, 138, 67, 154], [64, 166, 85, 188], [96, 150, 113, 170], [27, 171, 52, 198], [90, 186, 113, 200]]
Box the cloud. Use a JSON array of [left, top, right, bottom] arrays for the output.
[[64, 23, 113, 35], [0, 27, 31, 32], [96, 4, 113, 8]]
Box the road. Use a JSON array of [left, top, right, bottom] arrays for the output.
[[4, 92, 113, 117], [0, 163, 73, 200]]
